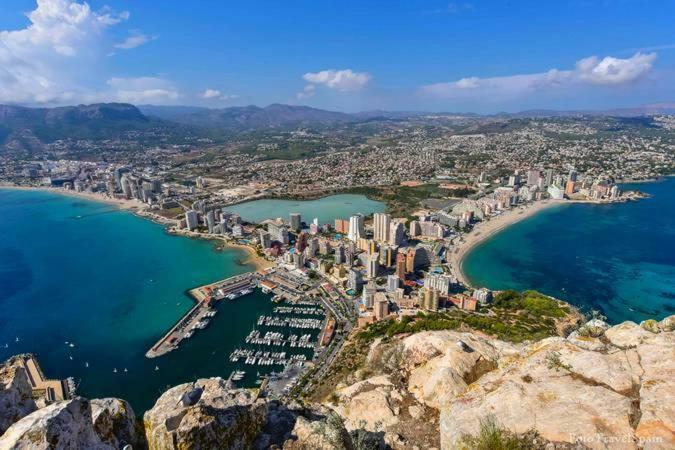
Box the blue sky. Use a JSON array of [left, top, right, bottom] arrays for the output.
[[1, 0, 675, 112]]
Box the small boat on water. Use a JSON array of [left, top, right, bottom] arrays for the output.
[[155, 366, 159, 371], [113, 368, 117, 373]]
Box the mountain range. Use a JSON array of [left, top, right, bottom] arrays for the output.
[[1, 102, 674, 150]]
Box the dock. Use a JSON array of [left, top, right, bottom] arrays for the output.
[[145, 272, 258, 358], [18, 354, 72, 403]]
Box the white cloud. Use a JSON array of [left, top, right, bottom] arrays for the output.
[[200, 89, 238, 102], [114, 31, 158, 50], [202, 89, 221, 99], [0, 0, 131, 104], [455, 77, 480, 89], [575, 53, 656, 85], [296, 84, 316, 100], [420, 53, 656, 100], [302, 69, 371, 91], [106, 77, 179, 104]]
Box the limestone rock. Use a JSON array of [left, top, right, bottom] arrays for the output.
[[659, 315, 675, 332], [439, 321, 675, 450], [604, 321, 656, 348], [283, 412, 354, 450], [634, 336, 675, 448], [143, 377, 267, 450], [91, 398, 139, 448], [334, 375, 399, 431], [0, 356, 38, 435], [641, 319, 661, 333], [0, 397, 113, 450], [402, 331, 515, 409], [565, 330, 607, 351]]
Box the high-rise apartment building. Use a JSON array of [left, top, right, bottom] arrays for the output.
[[373, 213, 391, 242], [289, 213, 301, 231], [185, 210, 198, 231]]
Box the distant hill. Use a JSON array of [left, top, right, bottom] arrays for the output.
[[2, 101, 673, 152], [0, 103, 159, 147], [139, 103, 354, 130], [505, 103, 675, 118]]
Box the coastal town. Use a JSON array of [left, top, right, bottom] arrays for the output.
[[0, 155, 649, 401]]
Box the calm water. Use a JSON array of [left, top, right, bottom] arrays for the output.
[[0, 189, 281, 412], [463, 177, 675, 324], [227, 194, 385, 224]]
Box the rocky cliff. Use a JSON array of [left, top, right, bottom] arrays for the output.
[[0, 356, 37, 435], [327, 316, 674, 449], [1, 316, 673, 449]]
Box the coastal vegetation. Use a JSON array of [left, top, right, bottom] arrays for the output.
[[345, 183, 475, 217], [459, 416, 540, 450], [357, 290, 573, 344], [307, 290, 577, 403]]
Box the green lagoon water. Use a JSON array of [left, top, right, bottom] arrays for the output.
[[463, 178, 675, 324], [0, 190, 368, 412], [226, 193, 386, 224]]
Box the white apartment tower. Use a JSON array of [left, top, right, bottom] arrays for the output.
[[348, 214, 365, 242], [372, 213, 391, 243]]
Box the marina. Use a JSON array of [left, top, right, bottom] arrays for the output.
[[145, 272, 259, 358], [256, 315, 323, 329], [142, 263, 335, 400], [272, 306, 324, 315], [244, 330, 315, 348]]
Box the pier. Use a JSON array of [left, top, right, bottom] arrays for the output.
[[145, 272, 258, 358]]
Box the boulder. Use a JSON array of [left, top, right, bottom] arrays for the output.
[[604, 321, 656, 348], [402, 331, 514, 409], [659, 315, 675, 332], [0, 397, 112, 450], [143, 377, 267, 450], [91, 398, 139, 448], [0, 356, 38, 435], [334, 375, 400, 431], [283, 412, 354, 450]]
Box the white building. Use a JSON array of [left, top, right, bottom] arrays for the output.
[[185, 210, 199, 231], [386, 274, 399, 292], [366, 253, 380, 278], [373, 213, 391, 242], [348, 214, 365, 242], [389, 221, 406, 246]]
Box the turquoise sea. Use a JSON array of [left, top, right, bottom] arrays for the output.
[[226, 193, 386, 224], [0, 190, 382, 412], [463, 177, 675, 324]]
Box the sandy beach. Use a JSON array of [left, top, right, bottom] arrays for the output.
[[0, 184, 144, 210], [1, 184, 271, 270], [449, 199, 568, 288]]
